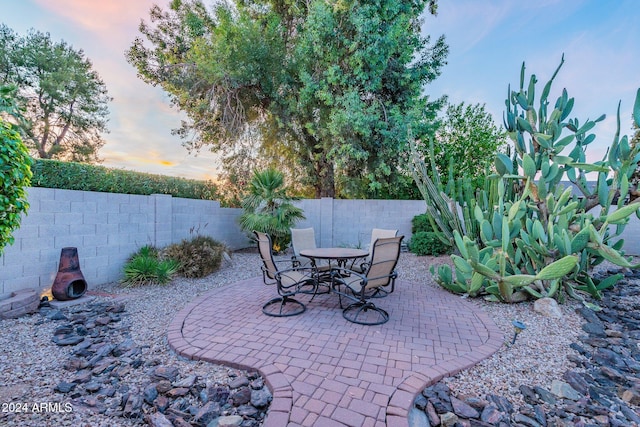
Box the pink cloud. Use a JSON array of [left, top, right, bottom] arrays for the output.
[[33, 0, 156, 33]]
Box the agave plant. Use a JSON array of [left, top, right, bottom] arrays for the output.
[[238, 168, 305, 252]]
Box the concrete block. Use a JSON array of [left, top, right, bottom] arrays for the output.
[[119, 203, 141, 214], [2, 249, 40, 266], [54, 189, 85, 202], [54, 236, 84, 250], [20, 236, 54, 251], [68, 224, 96, 236], [97, 223, 119, 236], [97, 199, 121, 213], [39, 224, 70, 238], [85, 234, 107, 246], [48, 295, 95, 309], [3, 276, 41, 294], [108, 212, 129, 224], [71, 200, 97, 213], [11, 224, 39, 239], [82, 213, 109, 225], [39, 199, 71, 213], [0, 264, 23, 281]]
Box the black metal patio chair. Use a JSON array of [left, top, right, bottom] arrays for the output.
[[255, 231, 316, 317], [331, 235, 403, 325]]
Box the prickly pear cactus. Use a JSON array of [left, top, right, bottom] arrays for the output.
[[419, 57, 640, 305]]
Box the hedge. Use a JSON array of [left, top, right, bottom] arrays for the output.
[[30, 159, 220, 201]]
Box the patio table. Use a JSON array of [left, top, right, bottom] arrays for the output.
[[298, 248, 368, 297], [299, 247, 368, 270]]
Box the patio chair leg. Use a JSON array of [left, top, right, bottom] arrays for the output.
[[262, 296, 306, 317], [342, 301, 389, 325]]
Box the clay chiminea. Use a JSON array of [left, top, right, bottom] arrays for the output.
[[51, 247, 88, 301]]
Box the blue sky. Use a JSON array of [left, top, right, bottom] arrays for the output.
[[3, 0, 639, 181]]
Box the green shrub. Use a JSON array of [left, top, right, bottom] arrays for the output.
[[30, 159, 221, 202], [0, 87, 32, 255], [411, 213, 434, 233], [161, 236, 228, 278], [122, 246, 179, 286], [409, 232, 450, 256]]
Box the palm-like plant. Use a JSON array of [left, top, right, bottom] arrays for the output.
[[239, 168, 305, 252]]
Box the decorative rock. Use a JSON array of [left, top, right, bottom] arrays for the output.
[[38, 294, 270, 426], [229, 375, 250, 389], [166, 387, 190, 398], [480, 404, 504, 424], [52, 334, 85, 346], [231, 386, 251, 406], [237, 403, 259, 418], [550, 380, 582, 401], [440, 411, 459, 427], [147, 412, 173, 427], [533, 297, 563, 318], [55, 381, 77, 393], [450, 395, 479, 418], [582, 322, 607, 337], [533, 386, 557, 405], [250, 388, 272, 408], [123, 394, 143, 418], [620, 387, 640, 405], [426, 400, 440, 426], [217, 415, 243, 427], [155, 395, 170, 413], [85, 381, 102, 392], [193, 401, 221, 425], [173, 374, 197, 388], [156, 380, 173, 393], [513, 413, 542, 427], [143, 384, 159, 404], [562, 371, 589, 395], [151, 366, 180, 382], [72, 369, 93, 384], [208, 385, 230, 404]]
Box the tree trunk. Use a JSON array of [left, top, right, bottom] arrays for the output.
[[314, 156, 335, 198]]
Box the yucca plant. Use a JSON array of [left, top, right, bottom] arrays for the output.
[[121, 246, 179, 286], [238, 168, 305, 252]]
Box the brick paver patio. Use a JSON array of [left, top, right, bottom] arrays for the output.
[[167, 276, 503, 427]]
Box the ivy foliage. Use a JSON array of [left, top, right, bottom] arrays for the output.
[[0, 85, 32, 255]]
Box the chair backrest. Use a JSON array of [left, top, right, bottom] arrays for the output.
[[254, 231, 278, 280], [291, 228, 317, 257], [366, 229, 397, 261], [365, 236, 404, 289]]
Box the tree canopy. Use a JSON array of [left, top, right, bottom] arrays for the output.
[[429, 102, 507, 188], [127, 0, 447, 197], [0, 24, 111, 163]]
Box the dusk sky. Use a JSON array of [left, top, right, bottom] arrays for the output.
[[3, 0, 639, 181]]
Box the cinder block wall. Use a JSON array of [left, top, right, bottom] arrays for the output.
[[295, 198, 426, 248], [3, 188, 639, 296], [0, 188, 249, 295]]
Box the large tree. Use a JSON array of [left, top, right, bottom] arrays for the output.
[[0, 25, 111, 163], [127, 0, 447, 197], [430, 102, 507, 188]]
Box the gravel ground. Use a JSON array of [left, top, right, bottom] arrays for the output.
[[0, 250, 593, 425]]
